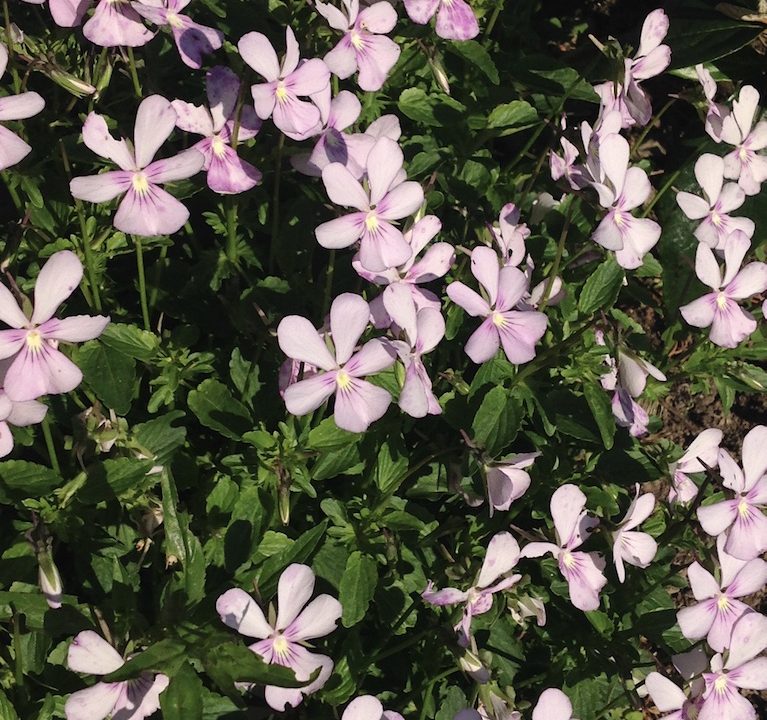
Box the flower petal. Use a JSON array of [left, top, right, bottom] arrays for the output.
[[333, 377, 390, 432], [31, 251, 83, 325], [277, 316, 336, 371], [216, 588, 273, 639], [286, 594, 342, 641], [330, 293, 371, 365], [133, 95, 178, 169], [238, 32, 280, 82], [67, 631, 124, 675]]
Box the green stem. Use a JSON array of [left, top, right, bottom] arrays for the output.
[[631, 98, 676, 155], [321, 249, 336, 319], [149, 245, 168, 310], [642, 138, 709, 218], [133, 235, 151, 331], [126, 48, 141, 98], [41, 415, 60, 476], [268, 134, 285, 274], [483, 1, 504, 40], [539, 197, 577, 312], [225, 198, 239, 264]]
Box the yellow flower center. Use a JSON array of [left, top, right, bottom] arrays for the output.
[[738, 500, 750, 517], [132, 172, 149, 195], [166, 11, 183, 28], [211, 135, 227, 158], [562, 551, 575, 569], [275, 82, 288, 102], [26, 329, 43, 352], [716, 292, 728, 310], [614, 210, 624, 227], [336, 370, 352, 390], [351, 30, 364, 49], [492, 312, 507, 328], [365, 211, 379, 232], [711, 211, 721, 227], [717, 594, 729, 611], [714, 674, 728, 693], [739, 147, 748, 161]]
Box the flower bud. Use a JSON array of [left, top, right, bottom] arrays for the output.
[[37, 551, 63, 609], [48, 68, 97, 98]]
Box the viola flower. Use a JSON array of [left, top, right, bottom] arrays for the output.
[[82, 0, 154, 47], [677, 534, 767, 653], [390, 306, 444, 418], [591, 134, 661, 269], [533, 689, 576, 720], [353, 215, 453, 329], [720, 85, 767, 195], [697, 424, 767, 561], [316, 137, 424, 272], [521, 485, 606, 612], [484, 453, 538, 515], [680, 231, 767, 349], [238, 27, 330, 140], [0, 43, 45, 171], [490, 203, 529, 267], [216, 564, 342, 711], [19, 0, 89, 26], [0, 383, 47, 457], [550, 136, 584, 190], [132, 0, 223, 69], [676, 154, 754, 250], [612, 485, 657, 582], [403, 0, 479, 41], [64, 631, 169, 720], [423, 532, 522, 646], [669, 428, 723, 504], [172, 66, 262, 195], [696, 64, 729, 143], [645, 648, 707, 720], [317, 0, 400, 92], [446, 246, 547, 365], [70, 95, 204, 236], [277, 293, 396, 432], [0, 251, 109, 402], [343, 696, 404, 720], [698, 613, 767, 720]]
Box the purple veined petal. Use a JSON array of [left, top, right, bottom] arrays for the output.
[[70, 171, 133, 204], [133, 95, 178, 170], [359, 1, 398, 32], [748, 476, 767, 505], [496, 310, 548, 365], [41, 315, 110, 343], [316, 213, 366, 249], [551, 484, 588, 549], [435, 0, 479, 40], [0, 91, 44, 122], [446, 281, 490, 317], [403, 0, 440, 23], [619, 166, 651, 211], [113, 184, 189, 237], [322, 162, 370, 210], [476, 532, 521, 588], [677, 598, 716, 642], [359, 219, 412, 272], [284, 373, 337, 415], [383, 283, 417, 344], [0, 125, 32, 171], [6, 397, 47, 426], [709, 301, 756, 349], [645, 673, 686, 713], [324, 38, 358, 80], [285, 594, 342, 641], [726, 262, 767, 300], [171, 20, 223, 70], [613, 217, 660, 270], [0, 284, 29, 329], [599, 133, 630, 197], [333, 376, 390, 432], [495, 266, 528, 312], [421, 582, 468, 606], [377, 182, 424, 221], [329, 293, 370, 365], [562, 550, 606, 611], [724, 505, 767, 560], [680, 294, 716, 329], [216, 587, 274, 638], [592, 212, 625, 251], [707, 599, 751, 653], [238, 32, 280, 81], [49, 0, 91, 26], [83, 0, 154, 47], [64, 682, 122, 720], [686, 561, 719, 600], [695, 153, 725, 205], [265, 648, 333, 710], [170, 100, 213, 137], [465, 317, 500, 363], [206, 66, 241, 131], [206, 145, 262, 194], [287, 58, 331, 97], [4, 343, 83, 401], [729, 657, 767, 690], [114, 673, 169, 720], [250, 82, 277, 121], [273, 93, 322, 138], [143, 148, 204, 184], [130, 1, 168, 24], [0, 330, 26, 360], [726, 612, 767, 670], [68, 631, 124, 675], [637, 8, 669, 56], [470, 246, 500, 307], [275, 563, 315, 631], [343, 696, 384, 720], [355, 34, 401, 93], [698, 686, 754, 720], [345, 339, 396, 377], [677, 191, 710, 220], [366, 137, 404, 206], [532, 688, 573, 720], [697, 499, 739, 537]]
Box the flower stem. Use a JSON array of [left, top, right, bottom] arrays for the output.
[[133, 235, 151, 332], [41, 415, 60, 476], [321, 249, 336, 319], [126, 47, 141, 98], [483, 1, 504, 40], [631, 98, 675, 155], [268, 134, 285, 274], [539, 196, 577, 312], [225, 197, 239, 264]]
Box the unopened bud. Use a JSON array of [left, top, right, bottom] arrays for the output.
[[37, 552, 63, 609], [48, 68, 96, 98], [278, 486, 291, 526], [459, 648, 490, 683], [509, 594, 546, 627], [429, 56, 451, 95]]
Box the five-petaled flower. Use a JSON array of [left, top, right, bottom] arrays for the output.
[[611, 485, 657, 583], [402, 0, 479, 41]]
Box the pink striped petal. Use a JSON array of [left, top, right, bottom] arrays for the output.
[[113, 185, 189, 236], [333, 377, 390, 431]]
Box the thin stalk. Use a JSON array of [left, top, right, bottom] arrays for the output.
[[268, 134, 285, 274], [126, 47, 141, 98], [321, 249, 336, 319], [225, 198, 239, 264], [631, 98, 676, 155], [133, 235, 151, 331], [149, 245, 168, 310], [41, 415, 60, 476], [642, 137, 709, 217], [539, 197, 577, 312], [483, 1, 504, 40]]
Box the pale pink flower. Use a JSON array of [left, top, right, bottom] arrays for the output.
[[669, 428, 723, 504], [696, 64, 729, 143], [532, 689, 576, 720], [0, 383, 47, 456], [720, 85, 767, 196], [612, 485, 657, 582], [491, 203, 529, 267], [645, 648, 708, 720], [343, 696, 404, 720], [19, 0, 89, 26], [403, 0, 479, 41], [83, 0, 155, 47], [484, 453, 538, 515]]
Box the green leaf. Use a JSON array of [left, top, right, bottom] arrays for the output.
[[0, 688, 19, 720], [203, 643, 311, 690], [447, 40, 499, 84], [583, 382, 615, 450], [339, 552, 378, 627], [132, 411, 187, 467], [77, 341, 136, 415], [104, 639, 187, 682], [0, 461, 62, 501], [229, 348, 261, 407], [668, 17, 765, 70], [100, 323, 160, 361], [258, 521, 328, 597], [159, 661, 204, 720], [82, 458, 155, 503], [471, 386, 522, 455], [188, 379, 252, 440], [373, 441, 409, 495], [486, 101, 538, 129], [308, 418, 362, 449], [578, 256, 624, 315]]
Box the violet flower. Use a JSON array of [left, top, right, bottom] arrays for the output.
[[491, 203, 529, 267], [423, 532, 522, 646], [698, 613, 767, 720], [697, 424, 767, 561], [277, 293, 396, 432], [484, 453, 538, 515], [70, 95, 204, 236], [316, 137, 424, 272], [172, 66, 262, 194], [64, 631, 169, 720], [132, 0, 223, 69], [521, 484, 607, 612], [0, 382, 47, 457], [533, 689, 576, 720], [403, 0, 479, 41], [720, 85, 767, 196], [343, 696, 404, 720], [82, 0, 154, 47], [669, 428, 723, 504], [0, 43, 45, 171], [591, 133, 661, 269], [645, 649, 708, 720], [446, 246, 547, 365], [612, 485, 657, 582], [317, 0, 400, 92], [677, 534, 767, 652], [216, 564, 342, 711], [696, 64, 729, 143], [19, 0, 89, 26], [239, 27, 330, 140], [0, 251, 109, 402], [680, 231, 767, 349]]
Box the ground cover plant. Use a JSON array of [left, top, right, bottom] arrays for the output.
[[0, 0, 767, 718]]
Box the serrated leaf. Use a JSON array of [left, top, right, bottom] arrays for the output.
[[77, 341, 136, 415], [159, 661, 203, 720], [578, 257, 625, 315], [471, 386, 522, 455], [339, 552, 377, 627], [188, 379, 251, 440], [104, 639, 187, 682], [583, 382, 615, 450], [0, 460, 62, 501], [100, 323, 159, 361], [486, 101, 538, 129], [258, 521, 328, 597], [447, 40, 499, 84]]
